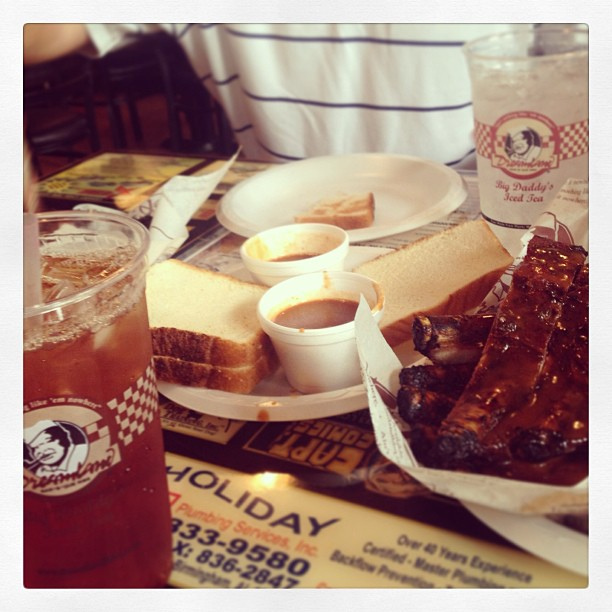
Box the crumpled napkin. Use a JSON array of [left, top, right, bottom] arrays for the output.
[[145, 150, 240, 264], [75, 150, 240, 265]]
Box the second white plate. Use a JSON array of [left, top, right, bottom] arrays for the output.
[[463, 501, 588, 576], [217, 153, 467, 242]]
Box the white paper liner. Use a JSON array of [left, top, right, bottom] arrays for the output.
[[355, 178, 589, 515]]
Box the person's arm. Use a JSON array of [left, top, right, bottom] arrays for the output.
[[23, 23, 93, 64]]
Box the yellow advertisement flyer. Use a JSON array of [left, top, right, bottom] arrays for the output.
[[37, 152, 206, 208], [165, 453, 586, 589]]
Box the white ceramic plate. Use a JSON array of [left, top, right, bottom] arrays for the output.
[[463, 501, 588, 576], [217, 154, 468, 242], [158, 246, 414, 422]]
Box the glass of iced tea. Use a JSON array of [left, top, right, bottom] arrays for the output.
[[23, 211, 172, 588], [464, 26, 588, 256]]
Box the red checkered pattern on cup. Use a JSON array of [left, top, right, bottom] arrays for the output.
[[107, 363, 159, 447], [474, 121, 493, 158], [84, 420, 110, 444], [559, 119, 589, 160], [474, 119, 588, 160]]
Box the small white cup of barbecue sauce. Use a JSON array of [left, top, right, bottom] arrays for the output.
[[257, 270, 384, 393], [240, 223, 349, 286]]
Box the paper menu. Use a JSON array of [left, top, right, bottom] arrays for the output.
[[36, 152, 206, 208]]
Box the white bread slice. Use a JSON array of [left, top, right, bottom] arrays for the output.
[[146, 259, 276, 370], [294, 192, 375, 229], [154, 354, 276, 394], [354, 219, 513, 347]]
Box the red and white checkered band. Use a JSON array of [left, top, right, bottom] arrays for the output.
[[84, 421, 110, 444], [107, 362, 159, 447], [474, 119, 588, 160], [474, 121, 494, 158], [558, 119, 589, 160]]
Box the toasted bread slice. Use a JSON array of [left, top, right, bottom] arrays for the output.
[[354, 219, 513, 347], [146, 259, 275, 372], [295, 192, 375, 229], [154, 353, 277, 394]]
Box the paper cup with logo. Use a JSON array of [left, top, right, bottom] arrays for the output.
[[464, 26, 588, 256], [257, 271, 384, 394], [240, 222, 349, 286]]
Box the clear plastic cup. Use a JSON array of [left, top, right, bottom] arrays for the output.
[[464, 26, 588, 256], [23, 211, 172, 587]]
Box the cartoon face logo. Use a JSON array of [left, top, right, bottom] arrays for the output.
[[504, 128, 542, 162], [363, 451, 430, 499], [24, 420, 89, 477], [490, 111, 560, 179]]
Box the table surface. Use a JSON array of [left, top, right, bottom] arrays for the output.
[[37, 150, 588, 589]]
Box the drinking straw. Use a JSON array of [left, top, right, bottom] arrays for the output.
[[23, 142, 39, 214], [23, 143, 43, 309], [23, 212, 43, 309]]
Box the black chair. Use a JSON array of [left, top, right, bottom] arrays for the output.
[[153, 37, 236, 154], [24, 54, 100, 175], [93, 34, 167, 149], [93, 33, 236, 154]]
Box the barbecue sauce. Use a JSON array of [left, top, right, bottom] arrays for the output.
[[269, 252, 322, 262], [274, 298, 359, 329]]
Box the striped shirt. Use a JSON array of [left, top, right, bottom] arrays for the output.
[[88, 23, 529, 167]]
